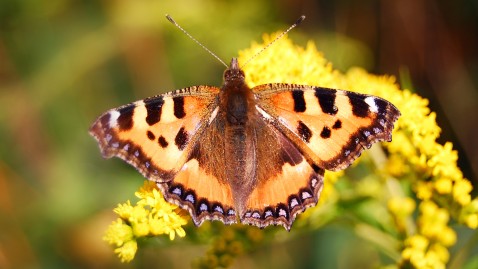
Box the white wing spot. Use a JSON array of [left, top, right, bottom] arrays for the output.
[[252, 212, 261, 219], [172, 187, 182, 196], [278, 208, 287, 217], [301, 192, 312, 200], [290, 198, 299, 208], [185, 194, 195, 203], [108, 110, 120, 128], [199, 203, 208, 212], [123, 143, 130, 151], [214, 206, 224, 214], [365, 97, 378, 113]]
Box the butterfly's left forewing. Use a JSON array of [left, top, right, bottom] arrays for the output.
[[253, 83, 401, 171]]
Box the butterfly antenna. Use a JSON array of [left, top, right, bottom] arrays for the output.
[[241, 15, 306, 68], [166, 14, 228, 68]]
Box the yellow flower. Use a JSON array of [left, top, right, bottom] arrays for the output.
[[464, 214, 478, 229], [434, 177, 452, 194], [103, 219, 137, 262], [429, 243, 450, 263], [460, 199, 478, 229], [418, 201, 457, 245], [416, 181, 433, 200], [402, 235, 450, 269], [385, 154, 410, 177], [104, 181, 187, 262], [388, 197, 416, 217], [407, 235, 429, 251], [453, 179, 472, 206], [114, 240, 138, 263], [103, 219, 134, 247]]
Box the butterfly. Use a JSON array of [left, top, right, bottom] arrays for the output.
[[90, 17, 400, 231]]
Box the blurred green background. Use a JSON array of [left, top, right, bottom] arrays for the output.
[[1, 0, 477, 268]]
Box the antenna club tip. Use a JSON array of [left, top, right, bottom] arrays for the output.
[[296, 15, 306, 25], [166, 14, 176, 24]]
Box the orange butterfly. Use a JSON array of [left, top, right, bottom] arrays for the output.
[[90, 16, 400, 230]]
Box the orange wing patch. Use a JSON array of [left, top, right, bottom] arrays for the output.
[[158, 158, 237, 226], [243, 159, 324, 230]]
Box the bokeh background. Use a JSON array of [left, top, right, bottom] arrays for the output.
[[1, 0, 477, 268]]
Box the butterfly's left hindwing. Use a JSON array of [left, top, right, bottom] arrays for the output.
[[253, 83, 400, 171]]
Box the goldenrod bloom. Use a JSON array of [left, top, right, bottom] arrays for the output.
[[103, 181, 187, 262]]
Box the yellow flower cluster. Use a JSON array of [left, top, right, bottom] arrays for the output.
[[103, 181, 187, 262], [350, 65, 477, 267], [400, 202, 457, 269], [401, 235, 449, 269], [342, 66, 477, 267]]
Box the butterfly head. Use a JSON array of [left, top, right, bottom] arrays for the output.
[[223, 58, 245, 85]]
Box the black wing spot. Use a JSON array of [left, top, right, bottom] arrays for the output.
[[158, 136, 169, 148], [147, 130, 155, 140], [173, 96, 186, 119], [292, 90, 306, 112], [144, 96, 164, 125], [297, 121, 312, 143], [374, 98, 388, 115], [315, 88, 338, 115], [332, 120, 342, 129], [175, 127, 189, 151], [117, 106, 134, 130], [320, 126, 331, 139], [348, 93, 370, 118]]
